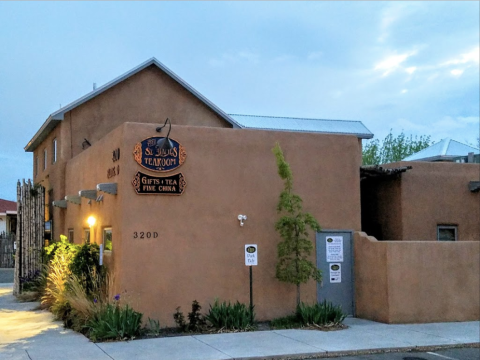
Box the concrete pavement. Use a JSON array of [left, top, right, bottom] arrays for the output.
[[1, 283, 478, 360]]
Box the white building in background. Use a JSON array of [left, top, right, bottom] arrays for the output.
[[0, 199, 17, 235]]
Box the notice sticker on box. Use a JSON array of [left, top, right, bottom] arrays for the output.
[[329, 263, 341, 283], [326, 236, 344, 262]]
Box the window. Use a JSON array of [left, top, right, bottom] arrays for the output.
[[437, 225, 457, 241], [43, 149, 47, 170], [35, 156, 39, 177], [103, 227, 112, 251], [84, 228, 90, 243], [52, 138, 57, 164], [68, 229, 74, 243]]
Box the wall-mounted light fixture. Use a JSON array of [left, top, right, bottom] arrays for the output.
[[156, 118, 174, 150], [87, 215, 96, 244], [238, 214, 247, 227]]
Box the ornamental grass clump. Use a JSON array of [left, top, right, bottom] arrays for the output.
[[296, 300, 346, 326], [87, 294, 143, 342], [205, 299, 255, 331]]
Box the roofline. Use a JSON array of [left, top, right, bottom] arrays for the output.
[[229, 113, 374, 139], [239, 125, 374, 139], [25, 57, 242, 152]]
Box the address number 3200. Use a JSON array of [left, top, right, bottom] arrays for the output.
[[133, 232, 159, 239]]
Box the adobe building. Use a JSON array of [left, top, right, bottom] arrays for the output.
[[25, 58, 479, 325]]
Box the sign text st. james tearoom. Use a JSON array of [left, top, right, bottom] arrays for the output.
[[133, 136, 187, 172]]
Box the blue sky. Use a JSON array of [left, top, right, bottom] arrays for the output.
[[0, 1, 478, 201]]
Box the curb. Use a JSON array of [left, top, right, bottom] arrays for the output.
[[233, 342, 480, 360]]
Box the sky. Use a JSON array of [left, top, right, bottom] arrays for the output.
[[0, 1, 479, 201]]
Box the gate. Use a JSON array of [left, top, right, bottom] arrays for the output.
[[0, 232, 15, 268], [316, 230, 354, 316]]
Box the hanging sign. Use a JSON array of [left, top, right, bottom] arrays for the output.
[[326, 236, 344, 262], [329, 263, 341, 283], [245, 244, 258, 266], [133, 137, 187, 172], [132, 171, 187, 195]]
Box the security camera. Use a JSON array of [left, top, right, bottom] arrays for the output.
[[237, 214, 247, 226]]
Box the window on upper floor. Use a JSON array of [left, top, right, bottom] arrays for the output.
[[43, 149, 47, 170], [35, 156, 39, 177], [437, 225, 457, 241], [52, 138, 57, 164]]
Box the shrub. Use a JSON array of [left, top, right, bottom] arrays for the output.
[[173, 306, 187, 331], [69, 242, 105, 296], [87, 295, 143, 342], [42, 243, 78, 320], [173, 300, 206, 332], [205, 299, 255, 330], [18, 266, 48, 302], [296, 300, 346, 326], [43, 235, 78, 264]]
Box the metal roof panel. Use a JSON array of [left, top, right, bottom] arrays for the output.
[[229, 114, 373, 139]]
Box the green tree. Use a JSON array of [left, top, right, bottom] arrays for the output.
[[362, 130, 432, 165], [272, 142, 322, 306]]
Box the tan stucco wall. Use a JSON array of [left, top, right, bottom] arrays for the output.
[[58, 122, 362, 326], [355, 232, 480, 323], [33, 65, 233, 240], [65, 65, 231, 159], [393, 161, 480, 240], [363, 161, 480, 241], [353, 232, 389, 322]]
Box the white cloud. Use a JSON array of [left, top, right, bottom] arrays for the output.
[[374, 51, 417, 76], [442, 47, 479, 66], [450, 69, 464, 77], [405, 66, 417, 74], [401, 89, 408, 94]]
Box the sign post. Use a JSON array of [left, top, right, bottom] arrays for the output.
[[245, 244, 258, 324]]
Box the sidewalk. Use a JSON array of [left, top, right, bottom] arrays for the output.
[[1, 283, 478, 360]]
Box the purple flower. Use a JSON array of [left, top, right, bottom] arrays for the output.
[[114, 294, 120, 301], [93, 298, 97, 304]]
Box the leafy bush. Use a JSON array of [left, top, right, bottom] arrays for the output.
[[173, 300, 206, 332], [187, 300, 206, 331], [296, 300, 346, 326], [87, 295, 143, 342], [69, 242, 105, 295], [205, 299, 255, 330], [43, 235, 78, 264], [18, 266, 48, 301], [173, 306, 187, 331]]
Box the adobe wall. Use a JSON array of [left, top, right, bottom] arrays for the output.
[[355, 232, 480, 323], [353, 232, 389, 322], [33, 64, 233, 240], [64, 65, 231, 159], [60, 122, 362, 326], [388, 161, 480, 240], [117, 123, 362, 325]]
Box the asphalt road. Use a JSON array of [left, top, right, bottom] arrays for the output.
[[0, 268, 14, 283], [312, 347, 480, 360]]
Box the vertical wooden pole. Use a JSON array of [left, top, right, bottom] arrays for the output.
[[13, 180, 21, 295]]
